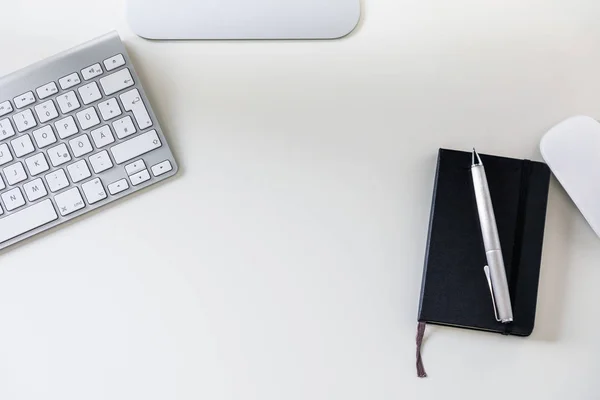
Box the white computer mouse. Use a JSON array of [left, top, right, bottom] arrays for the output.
[[540, 116, 600, 238]]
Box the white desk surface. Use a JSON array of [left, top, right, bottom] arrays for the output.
[[1, 1, 599, 399]]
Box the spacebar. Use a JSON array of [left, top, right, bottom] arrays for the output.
[[0, 199, 58, 244]]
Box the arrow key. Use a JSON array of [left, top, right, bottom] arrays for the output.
[[151, 160, 173, 177], [108, 179, 129, 195]]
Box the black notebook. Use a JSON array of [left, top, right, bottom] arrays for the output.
[[417, 149, 551, 336]]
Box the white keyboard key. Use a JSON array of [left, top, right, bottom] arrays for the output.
[[56, 91, 81, 114], [34, 100, 59, 123], [25, 153, 49, 176], [130, 169, 150, 186], [98, 98, 122, 121], [59, 73, 81, 90], [10, 135, 35, 157], [69, 134, 93, 157], [78, 82, 102, 105], [14, 92, 35, 109], [36, 82, 58, 99], [76, 107, 100, 130], [0, 101, 13, 117], [0, 176, 4, 191], [33, 125, 57, 148], [112, 116, 136, 139], [125, 159, 145, 176], [2, 187, 26, 211], [90, 125, 115, 148], [13, 109, 37, 132], [100, 68, 134, 96], [82, 178, 107, 204], [111, 130, 161, 164], [81, 63, 103, 80], [0, 199, 57, 243], [45, 169, 69, 193], [23, 178, 47, 202], [66, 160, 91, 183], [55, 116, 79, 139], [0, 118, 16, 140], [3, 162, 27, 185], [108, 179, 129, 195], [104, 54, 126, 71], [151, 160, 173, 177], [89, 150, 113, 173], [0, 143, 13, 166], [54, 187, 85, 216], [120, 89, 152, 129], [48, 143, 72, 167]]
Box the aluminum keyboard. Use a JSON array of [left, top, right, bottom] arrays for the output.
[[0, 32, 178, 250]]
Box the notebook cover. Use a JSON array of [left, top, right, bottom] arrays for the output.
[[417, 149, 551, 336]]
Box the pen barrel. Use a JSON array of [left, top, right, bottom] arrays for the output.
[[471, 165, 502, 250], [486, 249, 514, 322]]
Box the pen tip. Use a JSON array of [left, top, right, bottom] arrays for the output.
[[472, 148, 483, 166]]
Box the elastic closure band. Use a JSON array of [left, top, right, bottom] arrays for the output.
[[504, 159, 532, 334]]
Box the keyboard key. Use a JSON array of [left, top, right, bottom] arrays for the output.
[[10, 135, 35, 157], [55, 116, 79, 139], [69, 134, 93, 157], [82, 178, 107, 204], [67, 160, 91, 183], [34, 100, 59, 123], [36, 82, 58, 100], [0, 199, 57, 243], [3, 162, 27, 185], [23, 178, 47, 202], [14, 92, 35, 109], [104, 54, 126, 71], [130, 169, 150, 186], [119, 89, 152, 129], [90, 125, 115, 148], [125, 159, 145, 176], [2, 187, 26, 211], [33, 125, 57, 148], [0, 101, 13, 117], [25, 153, 49, 176], [89, 150, 113, 173], [78, 82, 102, 105], [151, 160, 173, 177], [76, 107, 100, 130], [13, 109, 37, 132], [0, 118, 16, 140], [98, 98, 122, 121], [59, 73, 81, 90], [81, 63, 103, 80], [0, 143, 13, 166], [48, 143, 72, 167], [100, 68, 134, 96], [56, 91, 81, 114], [112, 116, 136, 139], [54, 187, 85, 216], [0, 176, 4, 191], [110, 130, 161, 164], [45, 169, 69, 193], [108, 179, 129, 195]]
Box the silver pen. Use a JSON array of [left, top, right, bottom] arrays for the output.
[[471, 149, 513, 323]]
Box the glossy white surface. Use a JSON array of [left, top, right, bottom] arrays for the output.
[[541, 116, 600, 238], [1, 1, 600, 399], [126, 0, 361, 39]]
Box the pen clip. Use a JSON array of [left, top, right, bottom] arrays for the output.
[[484, 265, 501, 322]]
